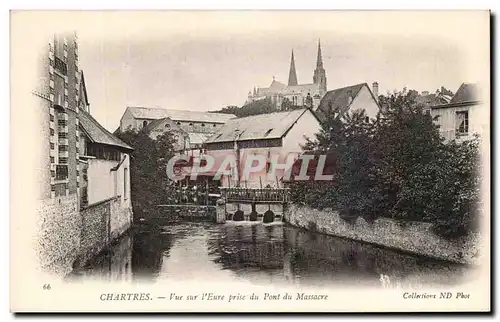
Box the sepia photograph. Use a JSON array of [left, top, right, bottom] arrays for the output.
[[9, 9, 491, 313]]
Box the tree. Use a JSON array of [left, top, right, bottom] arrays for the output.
[[115, 129, 177, 220], [289, 88, 481, 239], [212, 97, 278, 118]]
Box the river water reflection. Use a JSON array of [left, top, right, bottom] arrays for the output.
[[68, 220, 475, 289]]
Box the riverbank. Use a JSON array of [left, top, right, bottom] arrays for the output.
[[65, 220, 471, 288], [283, 204, 483, 265]]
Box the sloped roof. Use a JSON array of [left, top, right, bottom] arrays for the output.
[[79, 111, 133, 151], [449, 83, 479, 104], [79, 71, 89, 106], [188, 132, 211, 145], [125, 106, 236, 123], [205, 108, 309, 143], [144, 118, 166, 132], [315, 83, 366, 118], [416, 93, 452, 107], [431, 83, 481, 109], [281, 83, 320, 95], [256, 80, 287, 96]]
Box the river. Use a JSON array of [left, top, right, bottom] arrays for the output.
[[67, 220, 474, 289]]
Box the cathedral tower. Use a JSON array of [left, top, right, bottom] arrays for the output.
[[288, 50, 298, 86], [313, 39, 327, 93]]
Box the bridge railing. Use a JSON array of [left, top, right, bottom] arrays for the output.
[[220, 187, 290, 203]]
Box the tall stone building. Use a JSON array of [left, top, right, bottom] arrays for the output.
[[31, 32, 134, 277], [246, 40, 328, 110]]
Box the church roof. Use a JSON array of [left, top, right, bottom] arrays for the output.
[[205, 108, 311, 144], [281, 83, 320, 95], [256, 80, 287, 97], [125, 106, 236, 123], [315, 83, 368, 119], [79, 110, 133, 151]]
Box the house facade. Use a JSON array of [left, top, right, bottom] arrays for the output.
[[430, 83, 486, 142], [31, 32, 134, 277], [204, 108, 322, 188], [314, 82, 381, 122]]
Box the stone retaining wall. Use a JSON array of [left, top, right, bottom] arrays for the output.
[[284, 204, 483, 265]]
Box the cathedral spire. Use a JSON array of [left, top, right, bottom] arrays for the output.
[[316, 39, 323, 69], [313, 39, 327, 94], [288, 49, 298, 86]]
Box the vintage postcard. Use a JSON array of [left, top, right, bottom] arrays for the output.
[[10, 10, 491, 313]]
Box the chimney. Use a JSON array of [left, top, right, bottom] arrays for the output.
[[372, 82, 379, 102]]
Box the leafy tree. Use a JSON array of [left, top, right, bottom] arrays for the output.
[[289, 88, 481, 239], [212, 97, 279, 118], [115, 129, 177, 220]]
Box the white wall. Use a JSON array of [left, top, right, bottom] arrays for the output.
[[87, 153, 131, 208], [430, 102, 487, 143], [207, 110, 322, 188], [282, 109, 321, 153], [349, 85, 380, 119]]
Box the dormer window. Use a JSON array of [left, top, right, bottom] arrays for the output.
[[165, 124, 171, 128]]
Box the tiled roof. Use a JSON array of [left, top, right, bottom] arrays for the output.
[[126, 106, 236, 123], [449, 83, 479, 104], [188, 132, 211, 145], [416, 93, 452, 107], [205, 108, 309, 143], [79, 111, 133, 151], [315, 83, 366, 119]]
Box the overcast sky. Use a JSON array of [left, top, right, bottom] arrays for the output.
[[17, 11, 489, 131]]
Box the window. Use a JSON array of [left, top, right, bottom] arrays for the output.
[[201, 123, 205, 127], [365, 116, 370, 123], [456, 111, 469, 135], [142, 120, 147, 128], [55, 164, 68, 180], [177, 122, 181, 125], [213, 124, 217, 127], [165, 124, 171, 128], [189, 123, 193, 126], [54, 57, 67, 75]]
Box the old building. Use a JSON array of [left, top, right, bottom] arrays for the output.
[[32, 32, 134, 276], [246, 40, 328, 110], [430, 83, 485, 142], [119, 106, 236, 153], [314, 82, 381, 122], [204, 108, 322, 188], [143, 117, 190, 152]]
